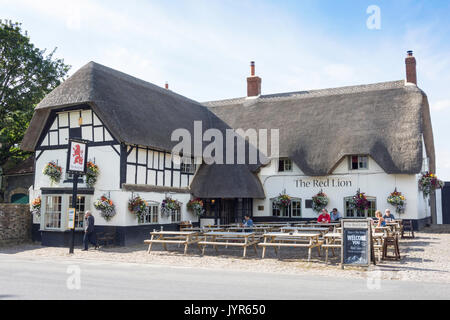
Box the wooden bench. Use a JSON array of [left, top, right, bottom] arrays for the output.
[[145, 231, 201, 255], [322, 233, 342, 264], [96, 226, 116, 247], [198, 232, 259, 258], [259, 232, 323, 261]]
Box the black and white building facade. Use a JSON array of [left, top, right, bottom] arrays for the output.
[[22, 52, 436, 246]]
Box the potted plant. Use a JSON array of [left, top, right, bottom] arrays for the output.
[[387, 189, 406, 214], [128, 194, 148, 223], [161, 197, 181, 216], [418, 172, 444, 197], [312, 190, 329, 213], [86, 161, 100, 188], [94, 194, 116, 221], [348, 190, 370, 216], [187, 198, 205, 217], [43, 161, 62, 184], [30, 196, 41, 217]]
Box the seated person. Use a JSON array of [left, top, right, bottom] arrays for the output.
[[317, 209, 331, 223], [374, 210, 386, 227], [383, 209, 395, 222], [242, 215, 254, 228], [330, 208, 342, 221]]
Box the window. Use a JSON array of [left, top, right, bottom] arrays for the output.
[[272, 198, 301, 218], [278, 158, 292, 172], [171, 208, 181, 223], [344, 196, 376, 218], [349, 156, 368, 170], [141, 204, 159, 224], [180, 161, 196, 174], [291, 200, 302, 217], [69, 196, 86, 229], [44, 196, 62, 229]]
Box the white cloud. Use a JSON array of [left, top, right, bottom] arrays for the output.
[[432, 100, 450, 112]]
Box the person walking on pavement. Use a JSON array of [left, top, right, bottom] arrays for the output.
[[82, 211, 97, 251]]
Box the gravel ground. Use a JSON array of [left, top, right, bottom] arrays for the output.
[[2, 227, 450, 283]]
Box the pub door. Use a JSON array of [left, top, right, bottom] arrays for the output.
[[219, 199, 236, 225]]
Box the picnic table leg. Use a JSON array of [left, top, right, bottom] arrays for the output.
[[162, 236, 168, 251], [316, 236, 321, 257], [201, 235, 206, 256], [308, 238, 313, 262], [262, 236, 267, 259], [213, 236, 218, 254], [147, 234, 154, 254], [252, 235, 257, 255], [243, 236, 248, 258], [184, 235, 190, 255]]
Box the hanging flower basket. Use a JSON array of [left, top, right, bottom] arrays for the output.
[[94, 195, 116, 221], [43, 161, 62, 184], [30, 197, 41, 217], [273, 193, 291, 209], [161, 197, 181, 216], [348, 190, 370, 215], [128, 194, 148, 223], [387, 189, 406, 214], [312, 191, 329, 213], [418, 172, 444, 197], [86, 161, 100, 188], [187, 198, 205, 217]]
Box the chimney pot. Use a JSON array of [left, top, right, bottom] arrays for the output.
[[247, 61, 261, 97], [165, 82, 169, 90], [405, 50, 417, 85]]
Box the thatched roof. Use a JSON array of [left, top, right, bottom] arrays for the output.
[[205, 81, 435, 176], [21, 62, 265, 198]]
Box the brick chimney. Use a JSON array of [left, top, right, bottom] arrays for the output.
[[165, 82, 169, 90], [405, 50, 417, 85], [247, 61, 261, 97]]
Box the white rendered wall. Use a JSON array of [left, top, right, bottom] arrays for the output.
[[255, 156, 428, 220]]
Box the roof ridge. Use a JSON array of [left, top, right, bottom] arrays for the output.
[[86, 61, 204, 106], [203, 80, 406, 107]]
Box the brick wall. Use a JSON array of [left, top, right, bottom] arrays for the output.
[[0, 204, 31, 245]]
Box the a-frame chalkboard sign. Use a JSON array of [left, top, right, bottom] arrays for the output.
[[341, 218, 375, 269]]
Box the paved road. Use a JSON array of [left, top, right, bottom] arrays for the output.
[[0, 254, 449, 300]]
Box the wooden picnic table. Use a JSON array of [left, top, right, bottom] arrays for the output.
[[281, 226, 330, 235], [144, 231, 201, 255], [322, 233, 342, 263], [198, 232, 259, 258], [258, 232, 323, 261]]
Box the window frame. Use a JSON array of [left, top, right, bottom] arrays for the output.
[[344, 196, 376, 218], [43, 195, 62, 230], [140, 202, 160, 225], [271, 197, 302, 218], [278, 158, 293, 172], [349, 155, 369, 171]]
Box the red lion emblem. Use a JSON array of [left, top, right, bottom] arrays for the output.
[[72, 144, 84, 165]]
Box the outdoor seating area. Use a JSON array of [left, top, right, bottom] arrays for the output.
[[143, 219, 409, 263]]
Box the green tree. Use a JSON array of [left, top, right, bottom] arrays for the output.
[[0, 20, 70, 167]]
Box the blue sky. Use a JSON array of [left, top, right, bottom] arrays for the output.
[[2, 0, 450, 179]]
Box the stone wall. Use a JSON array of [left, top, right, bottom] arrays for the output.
[[0, 204, 31, 245]]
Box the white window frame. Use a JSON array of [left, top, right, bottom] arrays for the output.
[[69, 195, 88, 230], [43, 195, 63, 230], [140, 202, 160, 225], [271, 197, 302, 218], [42, 194, 91, 231], [344, 196, 376, 218], [180, 160, 196, 174], [278, 158, 293, 172], [171, 207, 182, 223], [349, 155, 369, 170]]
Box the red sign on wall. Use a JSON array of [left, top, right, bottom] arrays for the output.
[[66, 139, 88, 175]]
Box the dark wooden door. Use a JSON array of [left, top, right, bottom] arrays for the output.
[[442, 183, 450, 224]]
